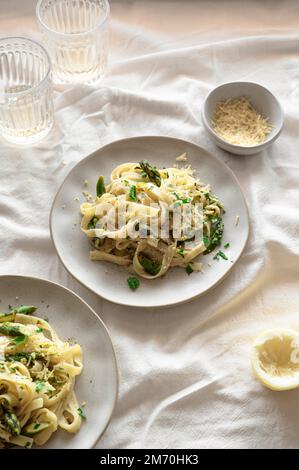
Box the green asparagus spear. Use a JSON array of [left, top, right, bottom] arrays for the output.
[[140, 255, 161, 276], [96, 176, 106, 197], [2, 410, 21, 436], [137, 161, 161, 187], [0, 399, 21, 437], [0, 306, 37, 323], [14, 306, 37, 315], [0, 323, 23, 337], [0, 312, 15, 323], [87, 216, 99, 229]]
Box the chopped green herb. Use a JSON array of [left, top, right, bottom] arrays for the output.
[[11, 334, 28, 346], [35, 328, 43, 333], [35, 381, 45, 393], [77, 407, 86, 419], [127, 277, 140, 290], [128, 185, 137, 202], [173, 193, 191, 205], [177, 249, 185, 257], [204, 217, 224, 254], [224, 243, 230, 249], [203, 236, 209, 246], [186, 264, 194, 275], [96, 176, 106, 197], [213, 250, 228, 261]]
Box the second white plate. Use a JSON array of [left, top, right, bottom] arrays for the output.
[[0, 275, 118, 449], [50, 136, 249, 308]]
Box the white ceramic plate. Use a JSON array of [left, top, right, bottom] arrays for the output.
[[50, 136, 249, 308], [0, 275, 118, 449]]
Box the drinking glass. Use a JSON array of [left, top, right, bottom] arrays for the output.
[[0, 37, 53, 145], [36, 0, 110, 84]]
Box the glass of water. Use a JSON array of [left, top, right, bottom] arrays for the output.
[[36, 0, 110, 84], [0, 37, 53, 145]]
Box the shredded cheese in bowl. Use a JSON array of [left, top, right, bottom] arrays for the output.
[[211, 96, 273, 146]]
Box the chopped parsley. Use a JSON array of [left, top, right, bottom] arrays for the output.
[[173, 193, 191, 206], [5, 352, 32, 362], [213, 250, 228, 261], [203, 217, 224, 254], [203, 236, 209, 246], [35, 381, 45, 393], [11, 334, 28, 346], [35, 327, 43, 333], [186, 264, 194, 275], [127, 277, 140, 290], [224, 243, 230, 249], [77, 407, 86, 419], [128, 185, 137, 202], [177, 249, 185, 257]]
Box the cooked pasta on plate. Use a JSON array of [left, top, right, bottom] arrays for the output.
[[80, 157, 224, 280], [50, 136, 249, 306], [0, 305, 83, 448]]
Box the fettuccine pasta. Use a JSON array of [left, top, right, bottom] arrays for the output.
[[0, 306, 83, 448], [80, 156, 224, 280]]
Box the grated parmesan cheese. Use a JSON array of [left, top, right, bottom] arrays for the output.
[[176, 152, 187, 162], [212, 96, 273, 146], [191, 262, 203, 272]]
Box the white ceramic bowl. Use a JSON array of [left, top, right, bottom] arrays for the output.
[[202, 81, 284, 155]]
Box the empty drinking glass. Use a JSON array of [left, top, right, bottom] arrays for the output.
[[0, 37, 54, 145], [36, 0, 110, 84]]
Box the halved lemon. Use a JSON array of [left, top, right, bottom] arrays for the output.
[[251, 328, 299, 391]]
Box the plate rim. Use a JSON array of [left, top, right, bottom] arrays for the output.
[[0, 273, 119, 449], [50, 135, 250, 308]]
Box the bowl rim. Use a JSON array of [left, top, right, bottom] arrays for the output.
[[202, 81, 284, 151]]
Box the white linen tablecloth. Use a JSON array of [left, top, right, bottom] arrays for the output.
[[1, 0, 299, 449]]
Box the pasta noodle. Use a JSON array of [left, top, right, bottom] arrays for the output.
[[80, 156, 224, 279], [0, 308, 83, 448]]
